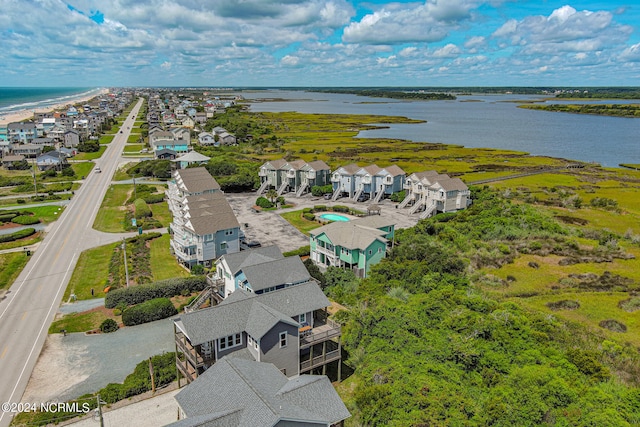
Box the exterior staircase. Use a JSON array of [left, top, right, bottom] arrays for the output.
[[373, 189, 385, 203], [409, 198, 426, 215], [353, 187, 363, 202], [257, 180, 269, 195], [420, 204, 437, 219], [277, 181, 288, 196], [398, 193, 412, 209], [331, 186, 341, 201], [296, 182, 308, 197], [184, 279, 224, 313]]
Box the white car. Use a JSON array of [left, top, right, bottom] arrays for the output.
[[95, 167, 101, 173]]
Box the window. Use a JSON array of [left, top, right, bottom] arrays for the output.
[[378, 247, 383, 253], [220, 241, 227, 250], [368, 249, 372, 255], [279, 332, 287, 348], [299, 313, 306, 324], [225, 229, 234, 236], [218, 333, 242, 351]]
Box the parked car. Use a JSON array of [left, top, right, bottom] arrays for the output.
[[357, 193, 370, 202]]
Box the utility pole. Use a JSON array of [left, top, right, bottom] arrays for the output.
[[96, 394, 104, 427], [32, 161, 38, 197], [122, 238, 129, 287]]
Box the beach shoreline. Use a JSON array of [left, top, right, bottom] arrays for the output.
[[0, 88, 110, 125]]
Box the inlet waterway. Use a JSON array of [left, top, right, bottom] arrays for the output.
[[246, 90, 640, 168]]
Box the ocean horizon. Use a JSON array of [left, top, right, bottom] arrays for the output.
[[0, 87, 104, 115]]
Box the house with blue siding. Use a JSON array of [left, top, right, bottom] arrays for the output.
[[309, 216, 395, 278], [167, 168, 240, 269], [330, 163, 360, 200]]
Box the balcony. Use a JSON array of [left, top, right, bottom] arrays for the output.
[[314, 244, 336, 259], [300, 349, 341, 372], [258, 168, 268, 176], [175, 332, 205, 368], [306, 171, 316, 179], [300, 318, 341, 349], [361, 176, 372, 184], [331, 174, 341, 182], [286, 170, 296, 178]]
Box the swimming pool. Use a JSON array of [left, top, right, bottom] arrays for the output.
[[319, 213, 350, 222]]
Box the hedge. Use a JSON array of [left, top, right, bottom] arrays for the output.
[[122, 298, 178, 326], [143, 194, 165, 204], [105, 276, 208, 308], [134, 198, 152, 219], [11, 215, 40, 225], [0, 228, 36, 243], [283, 245, 311, 257], [332, 205, 349, 213], [0, 213, 18, 223], [303, 212, 316, 221]]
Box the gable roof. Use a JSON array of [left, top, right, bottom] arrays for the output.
[[431, 177, 468, 192], [183, 192, 239, 235], [241, 256, 311, 292], [304, 160, 330, 171], [380, 164, 405, 176], [219, 246, 284, 275], [172, 358, 350, 427], [336, 163, 360, 175], [263, 159, 287, 170], [310, 219, 389, 250], [179, 282, 329, 346], [174, 167, 220, 194], [172, 151, 211, 163]]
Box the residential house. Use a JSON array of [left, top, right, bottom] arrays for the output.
[[156, 148, 178, 160], [150, 130, 190, 156], [36, 150, 68, 171], [257, 158, 288, 194], [213, 245, 309, 298], [400, 170, 470, 217], [197, 132, 216, 146], [309, 216, 395, 278], [11, 144, 42, 158], [217, 131, 236, 145], [63, 129, 81, 149], [353, 164, 381, 202], [47, 124, 67, 143], [171, 127, 191, 142], [372, 164, 406, 203], [172, 151, 211, 169], [330, 163, 360, 200], [181, 116, 195, 129], [170, 358, 350, 427], [301, 160, 332, 195], [31, 137, 55, 148], [1, 155, 26, 170], [167, 168, 240, 268], [174, 277, 341, 383], [8, 122, 37, 144], [194, 112, 208, 124]]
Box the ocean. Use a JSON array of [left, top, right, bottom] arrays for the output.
[[0, 87, 104, 115]]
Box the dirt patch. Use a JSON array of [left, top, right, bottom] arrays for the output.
[[599, 319, 627, 333], [0, 222, 20, 230], [546, 300, 581, 311]]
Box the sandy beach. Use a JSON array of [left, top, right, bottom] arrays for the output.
[[0, 88, 110, 125]]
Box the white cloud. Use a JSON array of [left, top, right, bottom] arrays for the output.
[[281, 55, 301, 67], [433, 44, 462, 58]]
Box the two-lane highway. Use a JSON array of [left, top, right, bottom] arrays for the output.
[[0, 99, 143, 427]]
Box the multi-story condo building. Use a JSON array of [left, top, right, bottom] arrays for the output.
[[167, 168, 240, 269]]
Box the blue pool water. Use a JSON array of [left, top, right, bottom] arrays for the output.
[[319, 213, 350, 222]]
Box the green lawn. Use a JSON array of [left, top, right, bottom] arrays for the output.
[[64, 242, 117, 301], [99, 135, 114, 144], [71, 162, 95, 179], [280, 210, 322, 235], [93, 184, 132, 232], [20, 205, 65, 223], [74, 146, 107, 161], [150, 234, 189, 281], [149, 199, 171, 226], [0, 252, 29, 291], [123, 144, 144, 153], [49, 310, 110, 334], [0, 232, 43, 251]]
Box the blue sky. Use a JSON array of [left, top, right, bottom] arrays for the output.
[[2, 0, 640, 87]]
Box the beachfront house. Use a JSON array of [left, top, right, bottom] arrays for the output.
[[213, 246, 311, 298], [174, 276, 342, 384], [7, 122, 37, 144], [167, 168, 240, 269], [400, 170, 471, 218], [197, 132, 216, 146], [170, 358, 350, 427], [309, 216, 395, 278], [36, 150, 69, 171]]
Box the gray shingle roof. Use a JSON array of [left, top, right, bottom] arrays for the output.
[[310, 220, 389, 251], [179, 282, 329, 345], [381, 164, 405, 176], [305, 160, 330, 171], [171, 358, 350, 427], [241, 256, 311, 292], [220, 246, 284, 275], [183, 192, 239, 235], [175, 167, 221, 194], [432, 177, 468, 192]]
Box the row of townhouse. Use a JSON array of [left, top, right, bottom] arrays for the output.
[[258, 158, 471, 216], [172, 245, 349, 425], [166, 168, 241, 269]]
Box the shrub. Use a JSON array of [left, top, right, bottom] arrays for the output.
[[313, 205, 327, 211], [191, 264, 205, 275], [16, 199, 26, 204], [618, 297, 640, 312], [283, 245, 311, 257], [100, 318, 119, 333], [256, 196, 274, 209], [599, 319, 627, 333], [302, 208, 313, 214], [122, 298, 177, 326], [11, 215, 40, 225], [303, 212, 316, 221], [390, 190, 406, 202], [0, 228, 36, 243], [311, 184, 333, 196], [546, 300, 580, 311], [134, 199, 152, 219], [0, 213, 18, 222], [332, 205, 349, 213], [105, 276, 208, 308], [143, 193, 165, 204]]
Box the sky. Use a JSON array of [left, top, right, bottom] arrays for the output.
[[2, 0, 640, 87]]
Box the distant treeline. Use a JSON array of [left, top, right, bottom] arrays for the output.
[[310, 88, 456, 100], [520, 103, 640, 118], [555, 87, 640, 99]]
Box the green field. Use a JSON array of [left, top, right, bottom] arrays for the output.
[[93, 184, 131, 232], [150, 234, 189, 281], [0, 252, 29, 291], [74, 146, 107, 161], [280, 210, 322, 235]]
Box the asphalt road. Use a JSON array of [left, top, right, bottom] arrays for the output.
[[0, 99, 143, 427]]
